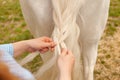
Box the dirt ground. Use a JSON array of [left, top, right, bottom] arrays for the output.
[[94, 27, 120, 80]]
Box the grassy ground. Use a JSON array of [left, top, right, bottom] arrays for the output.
[[95, 0, 120, 80], [0, 0, 120, 80], [0, 0, 33, 44]]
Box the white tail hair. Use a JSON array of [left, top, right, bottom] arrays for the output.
[[20, 0, 84, 80]]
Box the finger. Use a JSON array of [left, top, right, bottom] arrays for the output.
[[42, 37, 53, 42], [45, 39, 52, 42], [67, 50, 73, 55], [43, 42, 56, 48], [39, 50, 44, 54], [42, 47, 49, 52], [42, 49, 49, 53], [52, 42, 57, 47], [67, 50, 75, 60], [42, 42, 52, 48], [61, 48, 68, 56], [39, 48, 49, 54], [50, 43, 56, 49], [50, 47, 55, 52]]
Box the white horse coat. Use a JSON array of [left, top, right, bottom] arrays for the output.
[[19, 0, 110, 80]]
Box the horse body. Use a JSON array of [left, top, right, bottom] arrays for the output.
[[19, 0, 110, 80]]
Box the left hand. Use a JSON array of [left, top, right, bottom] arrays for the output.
[[26, 37, 56, 53]]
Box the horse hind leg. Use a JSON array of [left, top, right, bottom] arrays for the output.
[[81, 39, 98, 80]]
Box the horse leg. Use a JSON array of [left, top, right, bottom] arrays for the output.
[[81, 39, 99, 80], [77, 0, 110, 79]]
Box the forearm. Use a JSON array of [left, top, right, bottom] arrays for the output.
[[13, 40, 29, 57]]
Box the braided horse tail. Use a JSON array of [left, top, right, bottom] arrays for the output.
[[35, 0, 84, 80], [20, 0, 84, 80]]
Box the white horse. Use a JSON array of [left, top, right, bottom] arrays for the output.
[[19, 0, 110, 80]]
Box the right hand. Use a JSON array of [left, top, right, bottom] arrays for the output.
[[57, 48, 75, 75]]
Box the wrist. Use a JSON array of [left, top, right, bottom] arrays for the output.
[[24, 39, 36, 52], [13, 40, 29, 57]]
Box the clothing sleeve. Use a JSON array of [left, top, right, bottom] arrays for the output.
[[0, 44, 14, 56], [0, 44, 35, 80]]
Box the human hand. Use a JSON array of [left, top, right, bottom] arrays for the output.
[[57, 49, 75, 77], [26, 37, 56, 53]]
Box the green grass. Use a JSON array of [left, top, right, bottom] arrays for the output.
[[0, 0, 22, 22], [23, 55, 43, 73], [0, 0, 33, 44], [109, 0, 120, 17], [105, 0, 120, 36]]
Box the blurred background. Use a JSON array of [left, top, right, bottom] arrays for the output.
[[0, 0, 120, 80]]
